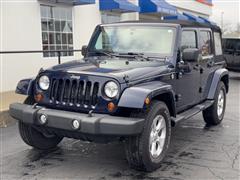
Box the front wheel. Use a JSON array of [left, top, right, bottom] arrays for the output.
[[203, 81, 227, 125], [18, 96, 63, 150], [19, 122, 63, 150], [125, 101, 171, 172]]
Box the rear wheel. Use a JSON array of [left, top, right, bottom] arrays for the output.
[[125, 101, 171, 172], [18, 96, 63, 150], [203, 81, 227, 125]]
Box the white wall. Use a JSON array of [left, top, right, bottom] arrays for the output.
[[73, 1, 102, 50], [121, 0, 139, 21], [167, 0, 212, 17], [0, 0, 77, 92]]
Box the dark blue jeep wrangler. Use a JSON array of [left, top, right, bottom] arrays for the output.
[[10, 20, 229, 172]]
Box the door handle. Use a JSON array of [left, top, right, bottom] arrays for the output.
[[207, 60, 214, 67]]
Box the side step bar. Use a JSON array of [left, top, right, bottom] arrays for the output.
[[171, 100, 214, 125]]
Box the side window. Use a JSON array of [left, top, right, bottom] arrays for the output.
[[223, 39, 236, 54], [181, 30, 197, 51], [236, 42, 240, 51], [95, 34, 103, 50], [225, 40, 233, 49], [95, 31, 113, 51], [200, 31, 213, 56], [236, 42, 240, 55], [213, 32, 223, 55]]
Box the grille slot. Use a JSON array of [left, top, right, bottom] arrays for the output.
[[49, 78, 99, 107]]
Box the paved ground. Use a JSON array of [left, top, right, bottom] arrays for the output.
[[1, 71, 239, 180]]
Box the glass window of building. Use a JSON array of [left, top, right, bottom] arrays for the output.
[[40, 5, 73, 57], [101, 12, 121, 24]]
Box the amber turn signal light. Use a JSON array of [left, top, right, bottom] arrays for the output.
[[107, 102, 116, 112], [35, 93, 44, 102], [145, 97, 151, 105]]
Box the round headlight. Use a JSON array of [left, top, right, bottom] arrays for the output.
[[104, 81, 119, 98], [39, 75, 50, 90]]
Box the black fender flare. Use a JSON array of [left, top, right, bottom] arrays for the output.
[[118, 81, 176, 116], [15, 78, 35, 96], [207, 68, 229, 99]]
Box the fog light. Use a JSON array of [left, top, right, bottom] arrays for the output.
[[39, 114, 47, 124], [72, 120, 80, 130]]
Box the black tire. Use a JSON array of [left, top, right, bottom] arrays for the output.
[[125, 101, 171, 172], [18, 96, 63, 150], [203, 81, 227, 125]]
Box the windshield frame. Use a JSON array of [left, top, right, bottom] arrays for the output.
[[87, 23, 177, 58]]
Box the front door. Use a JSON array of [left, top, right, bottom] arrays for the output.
[[175, 29, 201, 112]]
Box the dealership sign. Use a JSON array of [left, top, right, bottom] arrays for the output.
[[196, 0, 213, 6]]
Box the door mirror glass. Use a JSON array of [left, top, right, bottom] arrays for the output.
[[182, 48, 201, 62], [81, 45, 88, 57]]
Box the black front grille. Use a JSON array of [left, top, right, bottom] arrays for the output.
[[49, 78, 99, 107]]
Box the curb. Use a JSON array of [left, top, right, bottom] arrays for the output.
[[0, 110, 16, 128]]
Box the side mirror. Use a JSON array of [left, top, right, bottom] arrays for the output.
[[182, 48, 201, 62], [81, 45, 88, 57]]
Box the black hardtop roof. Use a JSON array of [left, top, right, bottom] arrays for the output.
[[105, 20, 221, 32]]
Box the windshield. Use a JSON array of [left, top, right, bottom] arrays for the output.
[[89, 25, 176, 56]]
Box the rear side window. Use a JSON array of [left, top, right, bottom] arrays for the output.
[[200, 31, 213, 56], [181, 31, 197, 51], [214, 32, 223, 55]]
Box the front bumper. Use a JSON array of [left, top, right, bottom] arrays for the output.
[[9, 103, 145, 136]]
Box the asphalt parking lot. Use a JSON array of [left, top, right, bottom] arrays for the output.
[[1, 71, 239, 180]]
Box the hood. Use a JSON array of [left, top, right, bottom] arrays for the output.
[[46, 58, 171, 83]]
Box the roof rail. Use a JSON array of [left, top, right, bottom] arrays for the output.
[[198, 16, 217, 25], [182, 13, 205, 23]]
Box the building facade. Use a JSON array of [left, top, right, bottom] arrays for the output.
[[0, 0, 213, 93]]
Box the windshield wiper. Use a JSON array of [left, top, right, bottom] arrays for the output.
[[93, 51, 142, 59], [143, 56, 167, 61], [91, 50, 114, 57], [117, 52, 149, 61], [90, 51, 166, 62], [118, 52, 166, 62]]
